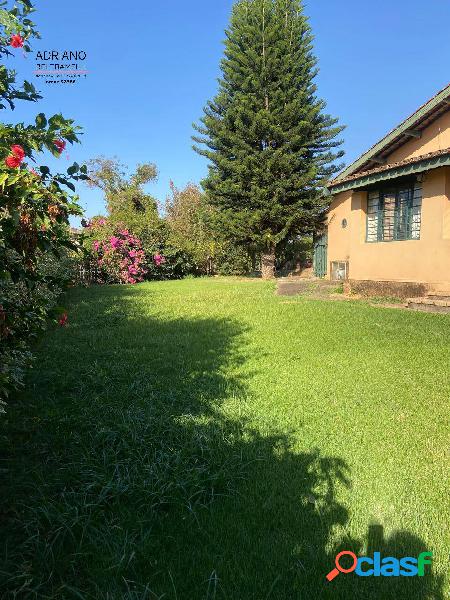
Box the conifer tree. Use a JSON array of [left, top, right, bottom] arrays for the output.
[[193, 0, 344, 278]]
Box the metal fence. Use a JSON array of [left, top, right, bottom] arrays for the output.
[[75, 260, 102, 286]]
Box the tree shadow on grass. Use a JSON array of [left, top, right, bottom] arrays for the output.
[[0, 285, 445, 599]]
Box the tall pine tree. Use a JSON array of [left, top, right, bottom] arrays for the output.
[[193, 0, 344, 278]]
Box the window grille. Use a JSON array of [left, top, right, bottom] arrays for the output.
[[366, 183, 422, 242]]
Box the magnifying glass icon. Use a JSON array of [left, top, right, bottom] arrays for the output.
[[326, 550, 358, 581]]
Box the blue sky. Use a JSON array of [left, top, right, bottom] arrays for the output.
[[8, 0, 450, 224]]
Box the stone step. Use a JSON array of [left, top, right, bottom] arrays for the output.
[[276, 277, 341, 297], [407, 297, 450, 313], [427, 292, 450, 301], [408, 297, 450, 305]]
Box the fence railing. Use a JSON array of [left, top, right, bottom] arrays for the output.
[[75, 260, 102, 286]]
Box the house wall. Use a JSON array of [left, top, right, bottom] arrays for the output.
[[387, 111, 450, 163], [327, 166, 450, 292]]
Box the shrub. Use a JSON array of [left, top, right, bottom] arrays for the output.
[[92, 229, 147, 284], [165, 182, 217, 273], [146, 246, 197, 280], [0, 0, 85, 404], [215, 244, 254, 276], [0, 272, 62, 403]]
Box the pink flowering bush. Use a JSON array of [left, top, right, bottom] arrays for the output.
[[153, 253, 166, 267], [92, 229, 147, 284], [81, 215, 181, 282]]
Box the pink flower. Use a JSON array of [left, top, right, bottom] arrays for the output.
[[58, 313, 68, 326], [93, 229, 147, 284], [153, 254, 165, 267]]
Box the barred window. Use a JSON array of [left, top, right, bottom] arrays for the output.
[[366, 183, 422, 242]]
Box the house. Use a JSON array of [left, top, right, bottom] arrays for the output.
[[319, 84, 450, 298]]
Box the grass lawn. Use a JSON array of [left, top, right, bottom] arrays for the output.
[[1, 278, 449, 599]]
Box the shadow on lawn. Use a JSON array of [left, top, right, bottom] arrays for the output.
[[0, 285, 444, 600]]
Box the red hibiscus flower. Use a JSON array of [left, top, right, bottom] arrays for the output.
[[58, 313, 68, 326], [5, 154, 22, 168], [53, 139, 66, 153], [11, 144, 25, 160], [10, 34, 24, 48]]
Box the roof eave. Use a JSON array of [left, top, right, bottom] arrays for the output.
[[333, 84, 450, 183], [328, 153, 450, 195]]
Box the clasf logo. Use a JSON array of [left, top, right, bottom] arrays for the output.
[[326, 550, 433, 581]]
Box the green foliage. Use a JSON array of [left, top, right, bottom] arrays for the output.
[[146, 245, 197, 280], [0, 274, 61, 402], [0, 0, 41, 110], [84, 159, 257, 280], [36, 246, 81, 285], [0, 0, 85, 403], [193, 0, 344, 258], [215, 243, 253, 275], [165, 182, 255, 276], [276, 235, 313, 271], [165, 182, 218, 273], [84, 157, 166, 263]]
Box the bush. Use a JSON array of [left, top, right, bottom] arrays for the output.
[[146, 246, 197, 280], [0, 0, 85, 404], [92, 229, 147, 284], [0, 270, 62, 402], [215, 244, 253, 276]]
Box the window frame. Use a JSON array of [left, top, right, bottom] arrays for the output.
[[365, 181, 422, 243]]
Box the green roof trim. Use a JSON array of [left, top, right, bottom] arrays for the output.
[[328, 152, 450, 195], [335, 84, 450, 182]]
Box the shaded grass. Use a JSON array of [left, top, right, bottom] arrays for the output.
[[0, 278, 449, 599]]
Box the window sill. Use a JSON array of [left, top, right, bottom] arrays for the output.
[[365, 238, 421, 243]]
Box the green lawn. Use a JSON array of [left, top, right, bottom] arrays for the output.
[[1, 278, 449, 599]]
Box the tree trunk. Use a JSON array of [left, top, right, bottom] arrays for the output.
[[261, 245, 276, 279]]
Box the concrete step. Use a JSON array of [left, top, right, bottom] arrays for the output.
[[427, 292, 450, 301], [277, 278, 342, 297], [407, 297, 450, 313]]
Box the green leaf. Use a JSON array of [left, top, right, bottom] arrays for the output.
[[67, 162, 79, 176], [35, 113, 47, 129], [23, 80, 35, 93]]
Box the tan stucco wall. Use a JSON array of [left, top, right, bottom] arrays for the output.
[[327, 167, 450, 291], [387, 111, 450, 164]]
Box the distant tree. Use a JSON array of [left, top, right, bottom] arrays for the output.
[[193, 0, 344, 278], [86, 157, 165, 253], [165, 182, 217, 274]]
